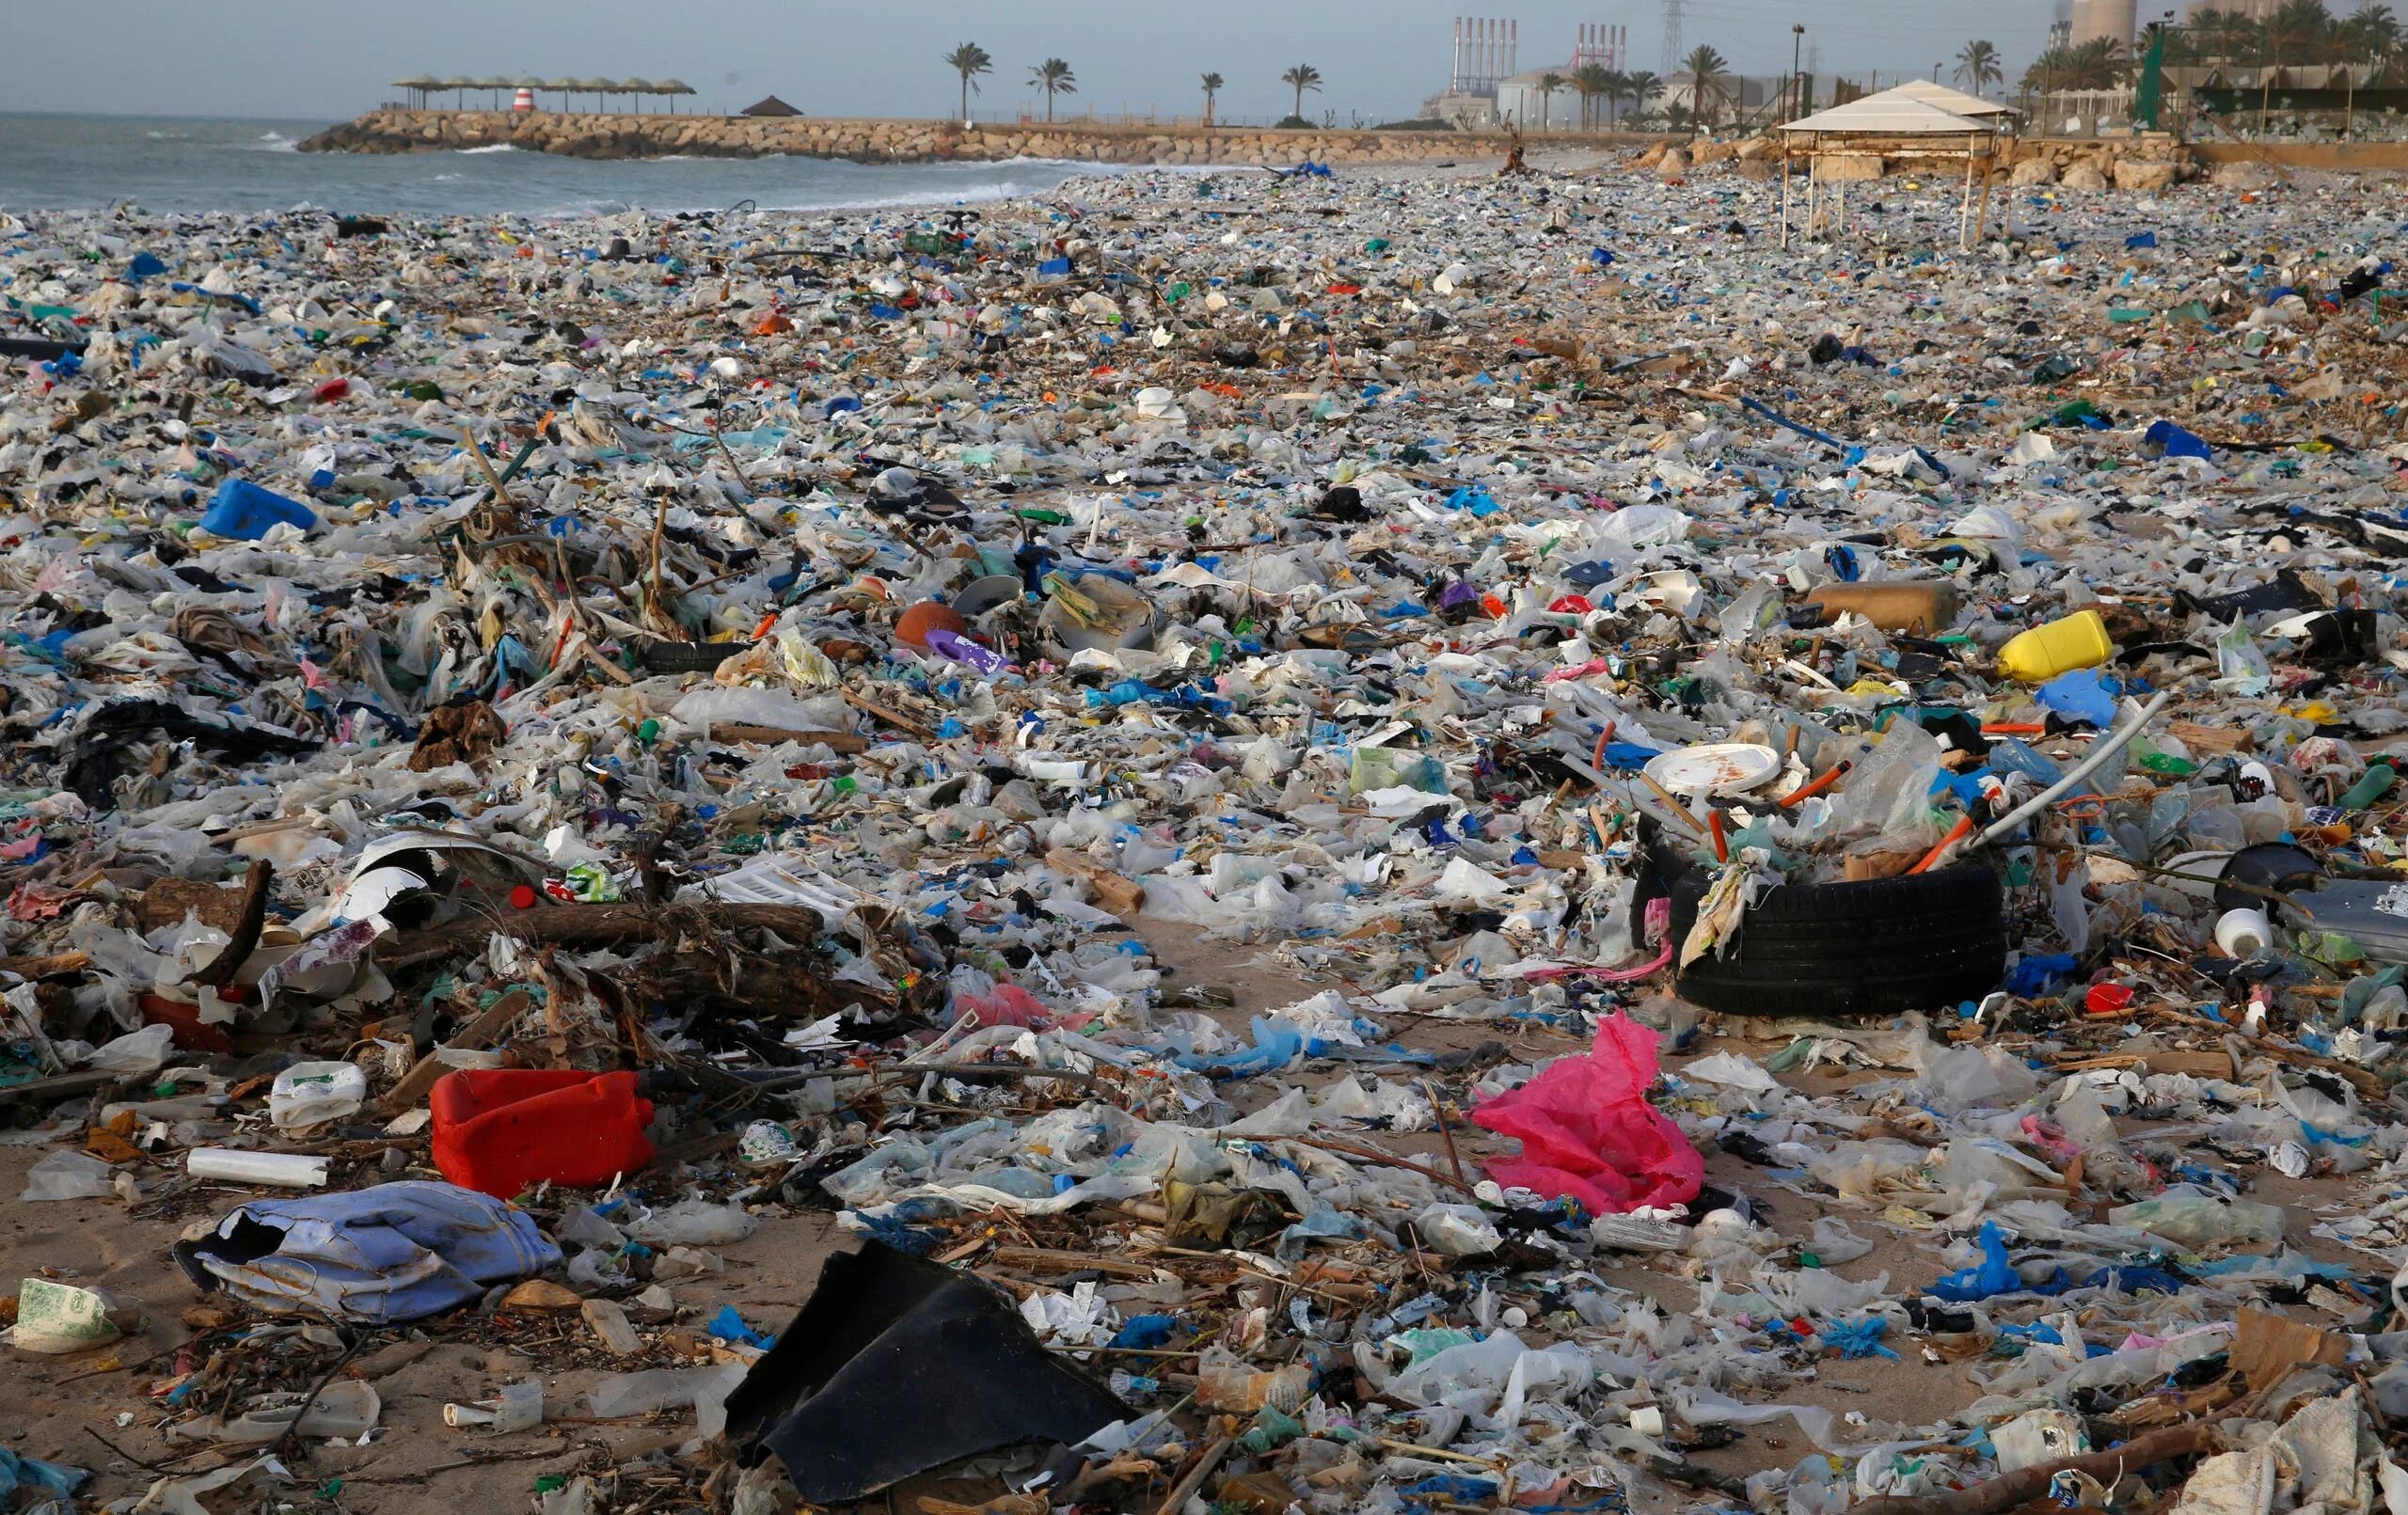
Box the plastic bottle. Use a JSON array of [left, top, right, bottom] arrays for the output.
[[430, 1069, 656, 1197], [169, 1381, 380, 1445], [1803, 582, 1960, 633], [1996, 608, 2113, 683], [1196, 1349, 1311, 1413], [2339, 763, 2399, 810]]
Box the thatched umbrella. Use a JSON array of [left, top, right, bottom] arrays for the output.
[[436, 76, 476, 110], [657, 78, 695, 115], [391, 75, 438, 109], [474, 75, 513, 110], [573, 76, 615, 113], [614, 78, 653, 115]]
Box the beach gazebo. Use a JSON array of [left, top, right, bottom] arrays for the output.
[[571, 76, 614, 112], [618, 78, 657, 114], [1776, 89, 2004, 249], [391, 75, 438, 109], [436, 76, 476, 110], [473, 76, 513, 111], [657, 78, 695, 115], [1885, 78, 2023, 127], [544, 78, 581, 113], [741, 94, 802, 118]]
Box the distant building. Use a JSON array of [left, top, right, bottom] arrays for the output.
[[2071, 0, 2138, 49], [1420, 87, 1499, 126], [1660, 71, 1784, 122], [1497, 69, 1584, 127]]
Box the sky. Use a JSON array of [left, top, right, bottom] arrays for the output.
[[3, 0, 2063, 123]]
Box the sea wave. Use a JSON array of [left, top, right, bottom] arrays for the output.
[[455, 144, 518, 155], [245, 131, 298, 154]]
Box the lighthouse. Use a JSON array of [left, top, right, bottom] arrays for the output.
[[513, 87, 535, 113]]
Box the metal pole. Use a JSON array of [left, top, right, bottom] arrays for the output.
[[1961, 136, 1975, 249], [1791, 24, 1804, 121], [2260, 23, 2273, 137], [1780, 132, 1792, 245]]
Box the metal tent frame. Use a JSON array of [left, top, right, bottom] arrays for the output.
[[1777, 90, 2004, 250]]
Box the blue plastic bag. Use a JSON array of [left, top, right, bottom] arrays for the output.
[[200, 478, 316, 540], [1929, 1219, 2019, 1302], [2145, 418, 2212, 460], [2036, 668, 2119, 727]]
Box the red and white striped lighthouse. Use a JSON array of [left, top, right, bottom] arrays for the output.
[[513, 87, 535, 112]]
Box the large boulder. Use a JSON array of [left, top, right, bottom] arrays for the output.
[[2114, 159, 2178, 191], [2009, 158, 2057, 186], [2061, 164, 2110, 190], [1657, 148, 1691, 178]]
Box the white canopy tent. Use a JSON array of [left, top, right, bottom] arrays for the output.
[[1885, 78, 2021, 121], [1777, 90, 2004, 249]]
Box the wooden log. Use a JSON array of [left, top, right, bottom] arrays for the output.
[[1849, 1418, 2226, 1515], [1044, 848, 1147, 914]]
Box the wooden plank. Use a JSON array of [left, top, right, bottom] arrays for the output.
[[373, 990, 532, 1115]]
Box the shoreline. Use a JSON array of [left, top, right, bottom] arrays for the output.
[[300, 107, 1656, 166]]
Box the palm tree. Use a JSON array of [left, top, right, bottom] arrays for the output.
[[1622, 70, 1663, 123], [1029, 58, 1076, 122], [1200, 71, 1224, 127], [943, 43, 991, 123], [1681, 44, 1729, 127], [1955, 39, 2004, 95], [1281, 63, 1323, 122], [2255, 0, 2330, 86], [1536, 71, 1566, 130], [2073, 36, 2131, 87], [1574, 63, 1615, 128]]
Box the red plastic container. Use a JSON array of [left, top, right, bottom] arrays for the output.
[[430, 1069, 655, 1197]]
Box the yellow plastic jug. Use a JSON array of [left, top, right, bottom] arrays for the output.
[[1997, 608, 2113, 684]]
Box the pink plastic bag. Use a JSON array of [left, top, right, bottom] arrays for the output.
[[1468, 1013, 1703, 1215], [953, 983, 1054, 1028]]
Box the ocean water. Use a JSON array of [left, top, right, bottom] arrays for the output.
[[0, 113, 1120, 218]]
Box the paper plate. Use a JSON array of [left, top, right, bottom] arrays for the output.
[[1643, 742, 1782, 797]]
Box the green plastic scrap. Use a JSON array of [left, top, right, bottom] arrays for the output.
[[1235, 1406, 1305, 1453]]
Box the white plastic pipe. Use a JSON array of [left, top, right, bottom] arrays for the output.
[[187, 1149, 330, 1188], [1973, 689, 2174, 851]]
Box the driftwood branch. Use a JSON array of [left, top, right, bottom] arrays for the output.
[[1850, 1417, 2228, 1515], [372, 902, 837, 974], [189, 860, 274, 989]]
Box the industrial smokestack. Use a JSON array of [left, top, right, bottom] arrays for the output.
[[1509, 20, 1518, 79], [1452, 17, 1464, 90]]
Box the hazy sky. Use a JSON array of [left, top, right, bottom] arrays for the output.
[[6, 0, 2058, 123]]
